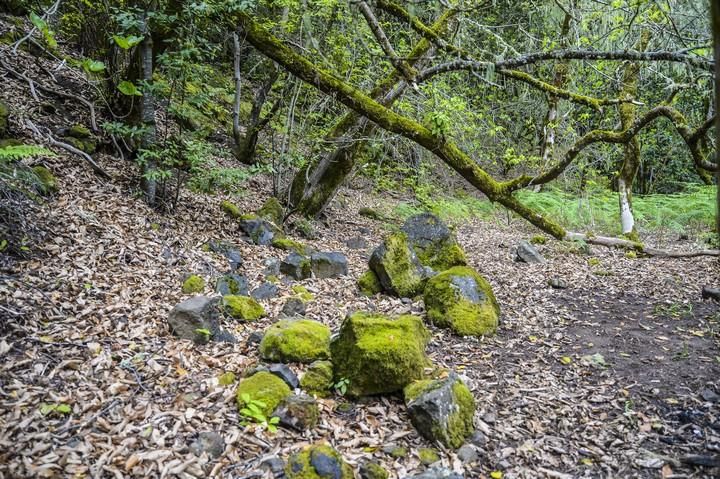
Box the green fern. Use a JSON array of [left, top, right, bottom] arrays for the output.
[[0, 145, 55, 162]]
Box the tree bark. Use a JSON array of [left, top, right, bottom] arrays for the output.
[[714, 0, 720, 242], [139, 11, 157, 207], [233, 65, 280, 165]]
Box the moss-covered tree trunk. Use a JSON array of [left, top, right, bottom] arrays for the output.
[[233, 65, 280, 165], [713, 0, 720, 242]]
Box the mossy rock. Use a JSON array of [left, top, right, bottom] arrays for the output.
[[369, 232, 429, 298], [32, 165, 58, 195], [359, 461, 388, 479], [401, 213, 467, 271], [68, 124, 91, 138], [221, 200, 242, 219], [291, 285, 315, 302], [405, 372, 476, 449], [0, 101, 9, 137], [330, 312, 431, 396], [272, 237, 307, 255], [300, 360, 334, 397], [257, 197, 284, 225], [423, 266, 500, 337], [418, 448, 440, 465], [285, 444, 353, 479], [223, 295, 265, 321], [260, 319, 331, 363], [530, 235, 547, 245], [236, 371, 291, 417], [357, 270, 382, 296], [182, 275, 205, 294], [359, 207, 388, 221]]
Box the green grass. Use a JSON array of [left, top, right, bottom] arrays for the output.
[[393, 184, 717, 236]]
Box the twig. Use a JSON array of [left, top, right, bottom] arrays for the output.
[[25, 119, 111, 179], [12, 0, 61, 54]]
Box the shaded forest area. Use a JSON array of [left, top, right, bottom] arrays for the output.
[[1, 0, 719, 478]]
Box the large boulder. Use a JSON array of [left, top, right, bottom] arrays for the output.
[[423, 266, 500, 337], [167, 296, 225, 344], [285, 444, 354, 479], [311, 252, 348, 278], [281, 252, 312, 280], [404, 372, 476, 449], [401, 213, 467, 271], [369, 232, 430, 298], [330, 312, 431, 396], [260, 319, 331, 363], [236, 371, 291, 417]]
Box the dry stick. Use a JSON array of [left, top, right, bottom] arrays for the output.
[[564, 232, 720, 257], [0, 59, 99, 131], [25, 119, 111, 179]]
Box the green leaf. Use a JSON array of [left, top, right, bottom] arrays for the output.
[[55, 404, 71, 414], [29, 12, 47, 30], [113, 34, 143, 49], [240, 393, 251, 403], [269, 416, 280, 424], [240, 408, 253, 416], [118, 81, 142, 97], [82, 59, 105, 73]]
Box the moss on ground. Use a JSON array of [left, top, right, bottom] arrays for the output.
[[223, 295, 265, 321], [182, 275, 205, 294]]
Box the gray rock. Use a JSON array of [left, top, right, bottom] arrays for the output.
[[401, 212, 452, 250], [403, 467, 464, 479], [469, 430, 487, 447], [273, 394, 319, 431], [548, 277, 568, 289], [206, 240, 243, 269], [702, 286, 720, 302], [268, 363, 299, 389], [281, 252, 311, 280], [263, 257, 281, 277], [346, 236, 368, 250], [168, 296, 222, 344], [456, 444, 478, 463], [189, 431, 225, 458], [215, 274, 249, 296], [359, 461, 388, 479], [700, 388, 719, 403], [247, 331, 264, 345], [251, 282, 279, 300], [311, 252, 348, 278], [240, 218, 277, 246], [281, 297, 306, 317], [514, 240, 545, 263], [310, 448, 343, 479], [261, 456, 285, 476], [405, 372, 475, 449]]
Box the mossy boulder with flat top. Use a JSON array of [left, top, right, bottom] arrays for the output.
[[369, 232, 430, 298], [223, 295, 265, 321], [260, 319, 331, 363], [401, 213, 467, 271], [423, 266, 500, 337], [236, 371, 291, 417], [357, 270, 382, 296], [285, 444, 353, 479], [404, 372, 476, 449], [330, 312, 431, 397]]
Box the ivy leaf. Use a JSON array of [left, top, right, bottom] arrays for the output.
[[82, 59, 106, 73], [29, 12, 47, 30], [118, 81, 143, 97], [113, 34, 143, 49]]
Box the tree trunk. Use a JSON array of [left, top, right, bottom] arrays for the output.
[[233, 66, 280, 165], [139, 11, 157, 206], [616, 31, 649, 238], [232, 29, 243, 155], [713, 0, 720, 242]]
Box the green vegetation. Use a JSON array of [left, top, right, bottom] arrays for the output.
[[259, 319, 331, 363], [300, 360, 334, 397], [181, 275, 205, 294], [223, 295, 265, 321], [236, 371, 291, 418]]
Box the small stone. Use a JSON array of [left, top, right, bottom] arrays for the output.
[[285, 445, 353, 479], [360, 461, 388, 479], [456, 444, 478, 463], [189, 431, 225, 458], [240, 218, 278, 245], [281, 297, 306, 317], [311, 252, 349, 278], [261, 456, 285, 476], [346, 236, 368, 250], [247, 331, 264, 345], [514, 240, 545, 263], [384, 446, 407, 458], [311, 449, 344, 479], [263, 257, 281, 276], [251, 282, 279, 300], [281, 252, 312, 280], [182, 274, 205, 294], [701, 286, 720, 302], [223, 295, 265, 321], [482, 412, 496, 424], [215, 274, 249, 296], [273, 394, 319, 431], [168, 296, 220, 344], [700, 388, 719, 403], [469, 430, 487, 447], [300, 360, 334, 397], [260, 319, 331, 363], [268, 363, 299, 389], [548, 277, 568, 289]]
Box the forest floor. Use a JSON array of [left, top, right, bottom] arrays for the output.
[[1, 22, 720, 479]]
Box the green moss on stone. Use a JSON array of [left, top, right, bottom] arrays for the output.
[[360, 462, 388, 479], [285, 444, 353, 479], [182, 275, 205, 294], [388, 446, 407, 458], [414, 239, 467, 272], [530, 235, 547, 245], [330, 312, 431, 396], [358, 207, 386, 221], [236, 371, 291, 417], [259, 319, 331, 363], [257, 197, 283, 225], [221, 200, 242, 219], [272, 237, 307, 255], [357, 270, 382, 296], [371, 232, 427, 298], [442, 381, 476, 449], [418, 448, 440, 465], [423, 266, 500, 337], [291, 285, 315, 302], [68, 124, 91, 138], [300, 360, 333, 397], [32, 165, 57, 195], [64, 136, 96, 154], [223, 295, 265, 321], [403, 379, 435, 403]]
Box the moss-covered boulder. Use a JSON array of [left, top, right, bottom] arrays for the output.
[[221, 200, 242, 219], [182, 274, 205, 294], [260, 319, 331, 363], [240, 215, 280, 245], [357, 270, 382, 296], [215, 274, 249, 296], [369, 232, 429, 298], [404, 372, 476, 449], [300, 360, 334, 397], [330, 312, 431, 396], [273, 394, 320, 431], [257, 197, 284, 226], [272, 237, 307, 255], [223, 295, 265, 321], [236, 371, 291, 417], [423, 266, 500, 337], [359, 461, 388, 479], [32, 165, 57, 195], [401, 213, 467, 271], [285, 444, 354, 479], [281, 252, 312, 280], [62, 126, 97, 154], [0, 101, 9, 137]]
